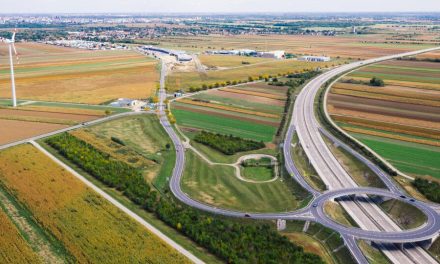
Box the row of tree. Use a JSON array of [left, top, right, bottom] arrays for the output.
[[46, 133, 323, 263], [413, 178, 440, 203], [276, 70, 322, 137], [187, 70, 322, 93], [194, 131, 265, 155]]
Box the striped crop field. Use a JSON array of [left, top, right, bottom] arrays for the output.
[[172, 82, 290, 142], [0, 144, 190, 263], [328, 54, 440, 178], [0, 43, 159, 104], [0, 208, 40, 263]]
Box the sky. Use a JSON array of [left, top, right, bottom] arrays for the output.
[[1, 0, 440, 13]]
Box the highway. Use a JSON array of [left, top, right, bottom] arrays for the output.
[[1, 47, 439, 263], [292, 46, 440, 263], [162, 47, 440, 263]]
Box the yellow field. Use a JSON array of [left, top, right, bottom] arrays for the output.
[[0, 43, 159, 104], [0, 144, 190, 263], [167, 58, 339, 91], [0, 208, 40, 264], [199, 54, 274, 68]]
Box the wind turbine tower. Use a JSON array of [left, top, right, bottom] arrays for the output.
[[4, 29, 18, 107]]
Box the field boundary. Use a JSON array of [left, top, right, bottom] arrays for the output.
[[29, 140, 204, 264]]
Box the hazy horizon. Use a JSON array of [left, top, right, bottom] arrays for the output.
[[2, 0, 440, 14]]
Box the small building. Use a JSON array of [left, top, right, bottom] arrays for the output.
[[299, 56, 331, 62], [258, 50, 285, 59], [109, 98, 142, 107]]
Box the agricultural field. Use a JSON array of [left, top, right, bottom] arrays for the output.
[[181, 150, 306, 212], [146, 34, 435, 60], [0, 208, 41, 263], [327, 52, 440, 179], [166, 58, 339, 91], [0, 43, 159, 104], [0, 119, 67, 145], [70, 114, 175, 190], [0, 100, 123, 146], [172, 82, 288, 143], [0, 144, 190, 263], [199, 54, 274, 69]]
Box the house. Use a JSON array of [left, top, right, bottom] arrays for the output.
[[109, 98, 142, 107]]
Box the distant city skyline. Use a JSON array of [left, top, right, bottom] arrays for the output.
[[2, 0, 440, 14]]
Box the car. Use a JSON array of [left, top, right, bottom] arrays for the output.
[[244, 214, 251, 217], [400, 195, 407, 199], [409, 199, 415, 202], [312, 203, 318, 208]]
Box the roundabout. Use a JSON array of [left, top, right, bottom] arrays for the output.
[[311, 188, 440, 243]]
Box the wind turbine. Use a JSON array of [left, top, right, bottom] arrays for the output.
[[3, 29, 19, 107]]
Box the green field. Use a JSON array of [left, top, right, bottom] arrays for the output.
[[353, 133, 440, 178], [350, 71, 440, 85], [181, 150, 303, 212], [379, 199, 427, 229], [191, 92, 284, 114], [80, 114, 175, 191], [241, 166, 274, 181], [173, 108, 276, 142]]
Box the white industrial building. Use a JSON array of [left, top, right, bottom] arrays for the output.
[[258, 50, 285, 59], [299, 56, 331, 62], [139, 46, 193, 62]]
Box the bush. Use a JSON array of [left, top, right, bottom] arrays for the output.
[[111, 136, 125, 146], [413, 178, 440, 203], [369, 77, 385, 87], [194, 131, 265, 155]]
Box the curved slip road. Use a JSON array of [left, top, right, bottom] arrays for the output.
[[162, 47, 440, 263]]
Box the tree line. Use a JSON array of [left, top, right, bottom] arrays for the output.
[[275, 70, 322, 138], [194, 131, 265, 155], [413, 178, 440, 203], [46, 133, 322, 264]]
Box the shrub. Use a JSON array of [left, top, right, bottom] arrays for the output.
[[194, 131, 265, 155], [111, 136, 125, 146], [413, 178, 440, 203], [369, 77, 385, 87]]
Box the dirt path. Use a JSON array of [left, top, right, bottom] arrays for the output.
[[0, 189, 65, 264]]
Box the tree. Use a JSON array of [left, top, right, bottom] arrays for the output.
[[369, 77, 385, 87], [165, 143, 171, 150], [104, 109, 112, 115]]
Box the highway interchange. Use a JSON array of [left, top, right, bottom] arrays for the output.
[[1, 47, 440, 263], [162, 47, 440, 263]]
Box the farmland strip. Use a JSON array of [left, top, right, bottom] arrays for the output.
[[342, 126, 440, 147], [332, 88, 440, 107], [332, 115, 440, 140], [178, 98, 280, 119], [220, 87, 286, 100]]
